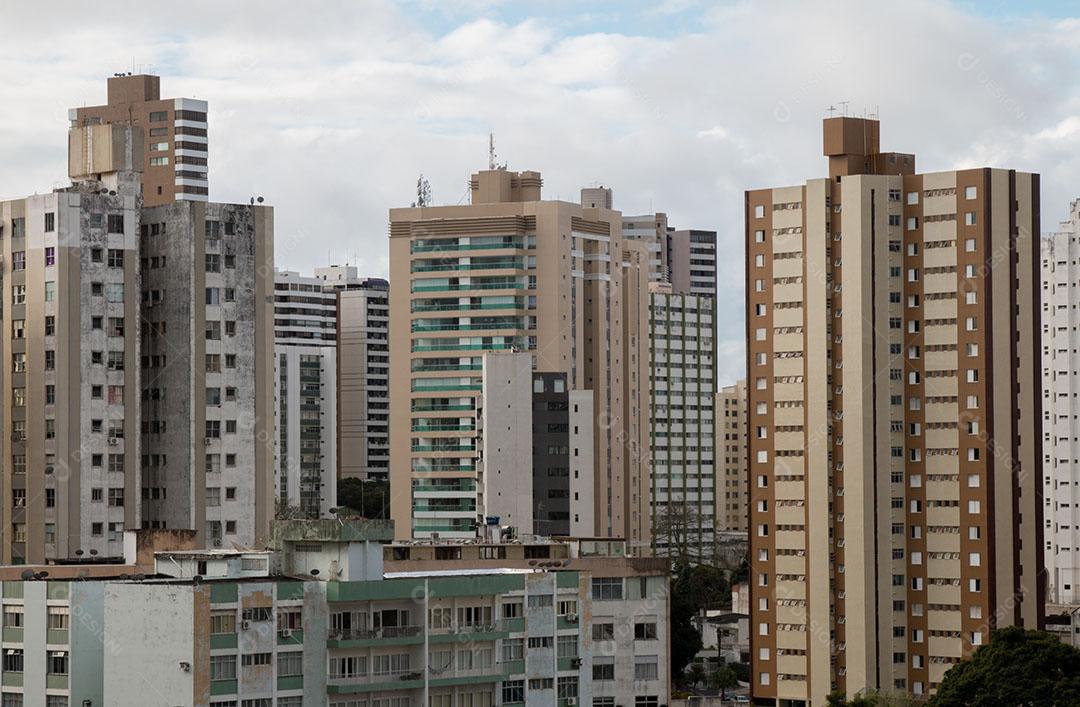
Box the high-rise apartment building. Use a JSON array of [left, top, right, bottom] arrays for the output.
[[623, 211, 669, 283], [0, 125, 143, 564], [477, 351, 594, 537], [747, 117, 1043, 702], [648, 283, 717, 560], [139, 200, 275, 549], [72, 73, 208, 207], [324, 269, 390, 481], [275, 345, 337, 518], [667, 228, 717, 295], [274, 270, 338, 345], [1041, 198, 1080, 607], [272, 270, 338, 518], [717, 379, 748, 533], [389, 168, 651, 547]]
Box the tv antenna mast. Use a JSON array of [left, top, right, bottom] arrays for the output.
[[412, 174, 431, 208], [488, 132, 506, 170]]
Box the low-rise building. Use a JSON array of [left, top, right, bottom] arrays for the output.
[[0, 522, 670, 706]]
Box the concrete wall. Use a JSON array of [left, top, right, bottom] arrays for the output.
[[104, 583, 196, 706], [480, 351, 533, 531]]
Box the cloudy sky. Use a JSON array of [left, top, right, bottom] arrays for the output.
[[2, 0, 1078, 384]]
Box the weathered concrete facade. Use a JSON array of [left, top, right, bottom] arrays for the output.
[[0, 181, 141, 564], [139, 201, 275, 548]]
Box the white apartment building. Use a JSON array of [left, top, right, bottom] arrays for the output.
[[1042, 198, 1080, 606]]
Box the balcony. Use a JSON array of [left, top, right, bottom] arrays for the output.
[[411, 259, 524, 273], [327, 625, 423, 648], [411, 282, 526, 293]]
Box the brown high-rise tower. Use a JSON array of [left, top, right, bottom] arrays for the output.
[[746, 117, 1043, 703], [71, 74, 208, 206]]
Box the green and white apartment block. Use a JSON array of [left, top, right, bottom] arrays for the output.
[[0, 521, 670, 706]]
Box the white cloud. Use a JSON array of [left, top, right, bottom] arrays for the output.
[[1, 0, 1078, 386]]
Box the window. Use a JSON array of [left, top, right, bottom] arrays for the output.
[[240, 652, 271, 667], [501, 638, 523, 661], [2, 650, 23, 673], [149, 156, 169, 167], [501, 680, 524, 704], [593, 656, 615, 681], [11, 252, 24, 271], [105, 283, 123, 302], [149, 110, 168, 122], [108, 488, 125, 507], [47, 651, 68, 675], [107, 214, 124, 233], [634, 622, 657, 640], [44, 281, 56, 302], [527, 636, 553, 649], [45, 316, 55, 336], [591, 577, 623, 600], [108, 249, 124, 267], [635, 655, 659, 681], [3, 607, 22, 629], [557, 676, 579, 700], [557, 634, 578, 659], [277, 651, 303, 676], [241, 607, 273, 623], [527, 594, 552, 608], [592, 622, 615, 640], [47, 607, 68, 630], [211, 610, 235, 634], [210, 654, 236, 681]]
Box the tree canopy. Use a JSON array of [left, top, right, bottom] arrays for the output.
[[930, 626, 1080, 706]]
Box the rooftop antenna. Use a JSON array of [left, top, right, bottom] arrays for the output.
[[412, 174, 432, 207], [838, 100, 850, 117], [487, 133, 506, 170], [826, 105, 837, 117]]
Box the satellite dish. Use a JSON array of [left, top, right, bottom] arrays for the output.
[[35, 571, 49, 580], [132, 573, 145, 582], [19, 569, 33, 581], [310, 569, 320, 576], [75, 550, 84, 557], [108, 190, 116, 196], [256, 196, 264, 204], [192, 575, 203, 585], [89, 549, 98, 556]]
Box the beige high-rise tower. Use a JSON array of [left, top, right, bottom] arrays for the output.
[[389, 168, 651, 549], [718, 379, 748, 533], [747, 117, 1044, 703]]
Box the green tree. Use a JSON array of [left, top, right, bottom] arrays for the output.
[[669, 561, 704, 682], [684, 662, 706, 689], [930, 626, 1080, 706], [709, 665, 738, 699], [336, 479, 390, 519]]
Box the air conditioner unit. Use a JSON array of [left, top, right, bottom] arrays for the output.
[[240, 620, 251, 630], [212, 538, 222, 547], [108, 437, 120, 446], [570, 658, 581, 669], [566, 613, 578, 624], [204, 437, 213, 445], [281, 628, 293, 638], [566, 699, 577, 706]]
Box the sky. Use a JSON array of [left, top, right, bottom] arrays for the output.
[[1, 0, 1079, 386]]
